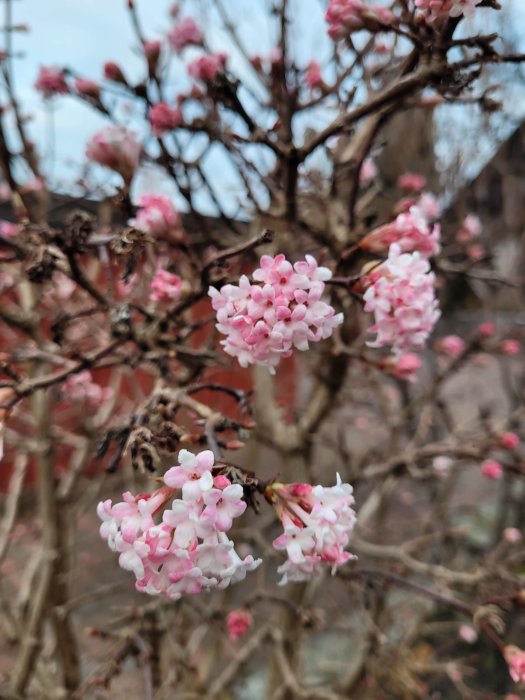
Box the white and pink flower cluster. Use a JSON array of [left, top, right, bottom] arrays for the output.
[[360, 194, 441, 258], [325, 0, 395, 40], [414, 0, 482, 20], [363, 243, 441, 353], [268, 475, 356, 585], [209, 254, 343, 373], [97, 449, 261, 600]]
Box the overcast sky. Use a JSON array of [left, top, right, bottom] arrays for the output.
[[4, 0, 525, 209]]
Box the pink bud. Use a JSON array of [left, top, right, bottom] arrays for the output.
[[503, 527, 522, 544], [148, 102, 182, 137], [213, 475, 231, 489], [481, 460, 503, 481], [458, 624, 478, 644], [500, 339, 521, 356], [499, 432, 520, 450], [359, 158, 378, 186], [103, 61, 127, 84], [34, 66, 69, 99], [466, 244, 485, 260], [305, 60, 323, 89], [226, 610, 253, 642], [397, 172, 427, 193], [478, 322, 495, 337], [436, 335, 465, 358], [382, 353, 422, 382], [75, 78, 101, 100]]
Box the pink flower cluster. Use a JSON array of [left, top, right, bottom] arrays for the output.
[[34, 66, 69, 99], [97, 449, 261, 600], [130, 194, 181, 238], [414, 0, 482, 20], [149, 269, 182, 303], [168, 17, 202, 52], [62, 370, 113, 408], [504, 646, 525, 684], [363, 244, 441, 353], [209, 254, 343, 373], [360, 197, 441, 258], [268, 475, 356, 585], [325, 0, 394, 40], [86, 126, 141, 184], [149, 102, 182, 137], [188, 53, 227, 82]]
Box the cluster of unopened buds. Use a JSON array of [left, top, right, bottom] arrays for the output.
[[97, 449, 357, 598], [325, 0, 394, 40], [209, 254, 343, 373]]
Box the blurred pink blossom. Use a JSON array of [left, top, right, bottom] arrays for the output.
[[149, 102, 182, 137], [0, 220, 18, 237], [74, 78, 101, 100], [359, 158, 378, 185], [34, 66, 68, 99], [86, 126, 141, 184], [397, 172, 427, 192], [478, 322, 495, 337], [382, 353, 422, 381], [499, 432, 520, 450], [458, 624, 478, 644], [504, 646, 525, 684], [188, 53, 226, 82], [436, 335, 465, 358], [130, 194, 181, 238], [226, 610, 253, 641], [503, 528, 522, 544], [168, 17, 202, 52], [149, 269, 182, 303], [305, 60, 323, 89], [457, 214, 481, 243], [481, 459, 503, 480], [103, 61, 127, 84], [63, 371, 113, 408], [500, 339, 521, 356]]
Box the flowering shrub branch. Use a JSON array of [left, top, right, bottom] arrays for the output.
[[0, 0, 524, 697]]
